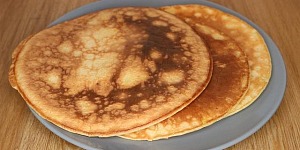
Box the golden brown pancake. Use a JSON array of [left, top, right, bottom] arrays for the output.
[[162, 4, 272, 117], [9, 7, 212, 137], [121, 23, 249, 140], [120, 5, 272, 140]]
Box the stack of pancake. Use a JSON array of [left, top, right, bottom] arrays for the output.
[[9, 4, 271, 141]]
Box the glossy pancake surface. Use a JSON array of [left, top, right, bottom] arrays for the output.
[[9, 7, 212, 137], [121, 23, 249, 140], [162, 4, 272, 117]]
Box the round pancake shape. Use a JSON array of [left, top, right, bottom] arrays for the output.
[[162, 4, 272, 117], [9, 7, 212, 137], [121, 23, 249, 140]]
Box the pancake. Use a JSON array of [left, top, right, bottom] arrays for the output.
[[162, 4, 272, 117], [121, 4, 272, 140], [121, 23, 249, 140], [9, 7, 212, 137]]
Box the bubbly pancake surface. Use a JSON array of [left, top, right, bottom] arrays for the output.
[[121, 23, 249, 140], [9, 7, 212, 136], [162, 4, 272, 117]]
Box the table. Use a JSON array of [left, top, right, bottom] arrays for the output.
[[0, 0, 299, 149]]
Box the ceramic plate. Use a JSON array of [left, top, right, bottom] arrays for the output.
[[30, 0, 286, 149]]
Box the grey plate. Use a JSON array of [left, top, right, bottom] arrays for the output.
[[29, 0, 287, 150]]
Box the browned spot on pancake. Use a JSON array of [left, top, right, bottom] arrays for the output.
[[116, 56, 149, 89], [104, 102, 125, 112], [150, 48, 163, 60], [160, 70, 185, 85], [139, 100, 151, 109], [155, 95, 166, 102], [118, 92, 129, 100], [130, 105, 140, 112], [152, 20, 168, 27], [57, 40, 73, 53], [75, 100, 98, 116], [167, 86, 178, 93], [144, 59, 157, 73], [166, 32, 177, 41]]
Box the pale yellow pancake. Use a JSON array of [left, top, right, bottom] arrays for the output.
[[121, 23, 249, 140], [162, 4, 272, 117], [9, 7, 212, 137]]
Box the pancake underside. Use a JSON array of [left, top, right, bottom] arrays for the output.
[[10, 7, 212, 137]]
